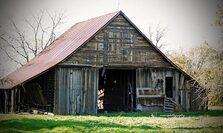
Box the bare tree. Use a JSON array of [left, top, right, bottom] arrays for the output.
[[0, 10, 65, 66], [215, 4, 223, 32], [171, 43, 223, 107], [148, 24, 167, 49]]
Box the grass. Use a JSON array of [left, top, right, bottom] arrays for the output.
[[0, 108, 223, 132]]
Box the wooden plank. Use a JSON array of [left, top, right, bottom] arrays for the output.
[[175, 71, 179, 104], [139, 69, 142, 90], [95, 69, 99, 114], [82, 69, 88, 113], [179, 74, 185, 90], [87, 69, 91, 114], [70, 69, 75, 114], [137, 87, 161, 90], [180, 90, 183, 106], [18, 89, 20, 112], [162, 70, 166, 96], [77, 68, 83, 114], [78, 69, 82, 114], [137, 95, 162, 98], [4, 90, 8, 113], [186, 91, 189, 112], [59, 67, 63, 114], [14, 88, 17, 112], [10, 89, 14, 112], [62, 68, 67, 114], [92, 69, 96, 114], [56, 68, 60, 114], [66, 68, 70, 114]]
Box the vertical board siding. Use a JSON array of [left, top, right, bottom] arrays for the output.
[[135, 68, 189, 112], [136, 68, 166, 112], [55, 67, 98, 115]]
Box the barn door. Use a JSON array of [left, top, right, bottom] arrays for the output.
[[55, 67, 98, 115], [81, 68, 98, 114]]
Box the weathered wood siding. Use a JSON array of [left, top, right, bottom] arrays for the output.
[[54, 67, 98, 115], [56, 14, 199, 113], [135, 68, 192, 112], [61, 15, 172, 68], [136, 68, 173, 111]]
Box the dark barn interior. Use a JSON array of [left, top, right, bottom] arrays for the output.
[[98, 69, 136, 112], [18, 69, 55, 113], [165, 77, 173, 98]]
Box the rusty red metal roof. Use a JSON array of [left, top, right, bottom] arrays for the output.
[[0, 11, 120, 89], [0, 10, 194, 89]]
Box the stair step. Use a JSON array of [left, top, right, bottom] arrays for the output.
[[164, 106, 174, 109], [164, 101, 173, 104], [165, 105, 174, 108], [164, 110, 174, 112], [164, 104, 174, 106], [164, 97, 176, 112]]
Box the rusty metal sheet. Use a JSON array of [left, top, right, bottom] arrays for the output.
[[0, 11, 119, 89]]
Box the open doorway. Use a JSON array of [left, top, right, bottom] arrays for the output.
[[165, 77, 173, 98], [98, 69, 136, 112]]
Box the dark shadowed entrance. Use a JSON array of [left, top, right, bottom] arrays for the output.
[[98, 69, 136, 112], [165, 77, 173, 98]]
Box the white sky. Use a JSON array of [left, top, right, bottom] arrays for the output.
[[43, 0, 223, 51], [0, 0, 222, 76]]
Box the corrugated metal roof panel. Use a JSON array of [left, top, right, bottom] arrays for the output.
[[0, 11, 119, 89]]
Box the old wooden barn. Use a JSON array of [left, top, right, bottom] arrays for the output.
[[0, 11, 207, 114]]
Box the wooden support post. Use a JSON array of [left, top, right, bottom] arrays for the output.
[[180, 90, 183, 106], [139, 69, 142, 90], [179, 74, 184, 90], [15, 88, 17, 112], [186, 91, 190, 112], [18, 89, 20, 112], [4, 90, 8, 113], [163, 71, 166, 96], [175, 72, 179, 104], [10, 89, 14, 112], [83, 69, 88, 113], [95, 69, 99, 114]]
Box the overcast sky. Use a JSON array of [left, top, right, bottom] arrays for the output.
[[0, 0, 222, 76]]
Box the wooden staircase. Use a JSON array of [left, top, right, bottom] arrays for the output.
[[164, 97, 175, 112]]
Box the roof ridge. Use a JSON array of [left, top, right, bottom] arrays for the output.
[[76, 11, 120, 24]]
